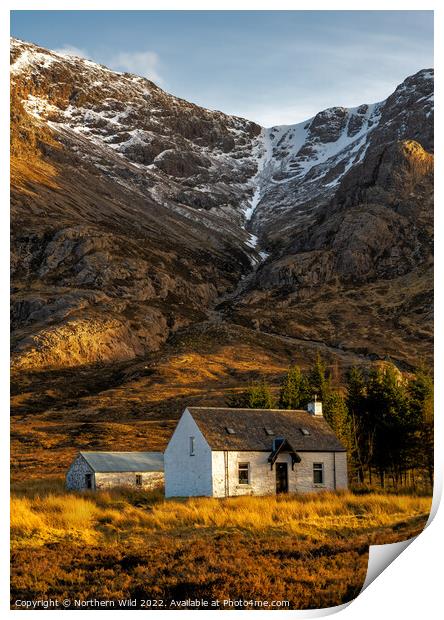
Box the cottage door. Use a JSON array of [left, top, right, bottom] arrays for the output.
[[276, 462, 288, 493]]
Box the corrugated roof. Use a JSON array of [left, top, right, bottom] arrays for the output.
[[187, 407, 345, 452], [80, 451, 164, 472]]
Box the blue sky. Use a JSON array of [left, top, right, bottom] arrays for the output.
[[10, 10, 433, 126]]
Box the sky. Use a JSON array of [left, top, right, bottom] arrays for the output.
[[10, 10, 434, 126]]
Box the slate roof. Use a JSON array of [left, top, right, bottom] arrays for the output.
[[80, 451, 164, 472], [186, 407, 346, 452]]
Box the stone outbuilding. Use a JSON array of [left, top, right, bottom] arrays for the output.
[[164, 404, 347, 498], [66, 451, 164, 491]]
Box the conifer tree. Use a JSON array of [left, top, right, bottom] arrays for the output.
[[408, 366, 434, 486], [307, 353, 331, 402], [226, 379, 275, 409], [366, 365, 412, 488], [324, 391, 349, 448], [345, 366, 368, 483], [278, 365, 310, 409], [248, 379, 275, 409]]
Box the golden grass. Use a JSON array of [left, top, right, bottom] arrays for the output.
[[10, 482, 432, 609], [11, 494, 101, 544], [10, 497, 45, 535], [147, 492, 430, 540], [11, 483, 431, 549]]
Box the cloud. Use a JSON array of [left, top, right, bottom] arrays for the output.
[[108, 51, 163, 84], [52, 45, 163, 85], [54, 45, 88, 59]]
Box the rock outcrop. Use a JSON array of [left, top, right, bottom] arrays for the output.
[[10, 37, 433, 371]]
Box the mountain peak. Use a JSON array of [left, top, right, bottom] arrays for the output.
[[10, 38, 433, 372]]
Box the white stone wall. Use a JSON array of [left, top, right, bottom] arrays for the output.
[[94, 471, 164, 490], [66, 454, 95, 490], [66, 454, 164, 491], [334, 451, 348, 490], [164, 409, 213, 497], [211, 451, 295, 497], [211, 450, 348, 497], [290, 451, 348, 493]]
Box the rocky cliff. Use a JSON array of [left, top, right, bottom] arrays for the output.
[[11, 38, 263, 371], [229, 71, 433, 366], [11, 38, 433, 374]]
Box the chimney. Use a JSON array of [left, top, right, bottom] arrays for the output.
[[307, 395, 323, 417]]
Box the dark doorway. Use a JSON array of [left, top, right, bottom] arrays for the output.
[[85, 473, 93, 489], [276, 462, 288, 493]]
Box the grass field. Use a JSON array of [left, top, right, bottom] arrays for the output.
[[10, 480, 431, 610]]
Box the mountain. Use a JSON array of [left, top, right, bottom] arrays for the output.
[[229, 70, 434, 366], [10, 37, 433, 474], [11, 37, 264, 371]]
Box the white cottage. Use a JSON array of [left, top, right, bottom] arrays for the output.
[[66, 451, 164, 491], [164, 404, 347, 497]]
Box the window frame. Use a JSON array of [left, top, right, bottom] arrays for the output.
[[238, 462, 250, 485], [272, 437, 284, 451], [189, 436, 195, 456], [135, 474, 143, 486], [313, 462, 324, 485]]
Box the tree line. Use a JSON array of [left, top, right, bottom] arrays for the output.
[[227, 355, 433, 489]]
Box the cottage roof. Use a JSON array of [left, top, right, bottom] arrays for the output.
[[187, 407, 345, 452], [80, 451, 164, 472]]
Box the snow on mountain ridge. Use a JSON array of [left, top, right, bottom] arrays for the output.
[[11, 37, 267, 264], [10, 36, 434, 378], [11, 37, 434, 261], [266, 101, 383, 182]]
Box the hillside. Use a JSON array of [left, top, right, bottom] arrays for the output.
[[10, 38, 433, 477]]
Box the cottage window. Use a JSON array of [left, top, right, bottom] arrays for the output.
[[189, 436, 195, 456], [85, 473, 92, 489], [135, 474, 142, 486], [238, 462, 250, 485], [313, 463, 324, 484], [272, 437, 284, 451]]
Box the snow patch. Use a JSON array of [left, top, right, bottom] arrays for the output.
[[243, 127, 273, 223], [11, 48, 57, 74]]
